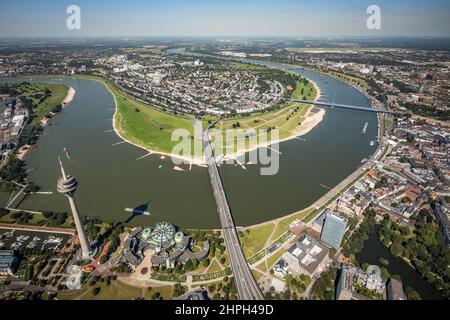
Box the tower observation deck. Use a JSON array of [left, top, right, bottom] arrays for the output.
[[57, 157, 92, 259]]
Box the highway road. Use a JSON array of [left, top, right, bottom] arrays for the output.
[[203, 125, 264, 300]]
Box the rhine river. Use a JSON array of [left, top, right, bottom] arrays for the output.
[[0, 60, 377, 229]]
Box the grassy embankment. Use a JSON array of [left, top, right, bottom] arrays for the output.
[[92, 75, 201, 158], [110, 85, 202, 157]]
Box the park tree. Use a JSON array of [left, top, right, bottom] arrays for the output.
[[328, 248, 337, 258], [151, 291, 160, 300], [24, 182, 40, 194], [91, 287, 101, 296], [208, 284, 216, 293], [172, 283, 185, 298], [200, 258, 210, 268], [380, 267, 390, 280], [390, 239, 404, 257], [405, 287, 421, 300], [184, 259, 194, 272], [191, 258, 199, 269]]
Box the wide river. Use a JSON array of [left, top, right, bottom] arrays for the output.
[[0, 59, 378, 228]]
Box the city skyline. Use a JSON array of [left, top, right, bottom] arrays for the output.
[[0, 0, 450, 38]]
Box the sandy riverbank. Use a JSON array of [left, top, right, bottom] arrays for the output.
[[111, 79, 324, 167], [40, 86, 76, 127], [16, 86, 76, 160], [62, 86, 76, 106]]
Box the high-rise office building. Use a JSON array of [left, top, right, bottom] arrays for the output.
[[320, 209, 348, 249]]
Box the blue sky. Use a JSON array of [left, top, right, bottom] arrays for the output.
[[0, 0, 449, 37]]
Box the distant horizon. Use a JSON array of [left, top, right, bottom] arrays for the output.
[[1, 35, 450, 40], [1, 0, 449, 38]]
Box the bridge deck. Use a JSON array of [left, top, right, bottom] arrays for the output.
[[203, 128, 264, 300], [289, 99, 397, 114]]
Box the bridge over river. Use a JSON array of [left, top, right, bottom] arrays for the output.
[[289, 99, 399, 114], [203, 123, 264, 300]]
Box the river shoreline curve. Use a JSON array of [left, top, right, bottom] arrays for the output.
[[45, 74, 325, 167], [16, 86, 76, 161]]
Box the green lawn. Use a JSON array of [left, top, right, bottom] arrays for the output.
[[145, 285, 185, 300], [271, 208, 314, 241], [205, 259, 222, 273], [214, 251, 230, 268], [252, 270, 264, 281], [58, 279, 142, 300], [255, 261, 268, 273], [265, 248, 286, 269], [384, 117, 394, 133], [291, 79, 317, 101], [209, 104, 310, 156], [239, 224, 274, 258], [110, 85, 203, 157], [191, 244, 203, 253]]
